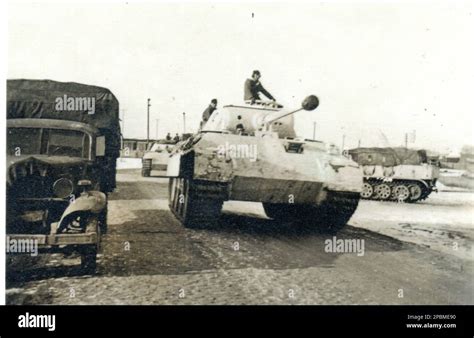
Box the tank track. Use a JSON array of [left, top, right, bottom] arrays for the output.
[[361, 178, 434, 203], [263, 191, 360, 233], [317, 191, 361, 229]]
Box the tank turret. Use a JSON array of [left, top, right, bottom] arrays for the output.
[[202, 95, 319, 139]]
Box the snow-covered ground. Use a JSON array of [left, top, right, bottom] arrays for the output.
[[117, 157, 142, 169], [351, 192, 474, 260], [219, 192, 474, 261]]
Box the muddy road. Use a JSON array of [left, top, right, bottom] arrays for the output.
[[6, 170, 473, 305]]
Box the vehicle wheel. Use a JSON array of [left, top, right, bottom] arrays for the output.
[[392, 184, 410, 203], [80, 218, 100, 274], [360, 182, 374, 199], [80, 245, 97, 274], [168, 177, 223, 229], [373, 183, 391, 200], [98, 205, 108, 234], [408, 183, 423, 202]]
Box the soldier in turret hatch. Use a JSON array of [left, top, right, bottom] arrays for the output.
[[201, 98, 218, 129], [244, 70, 275, 102]]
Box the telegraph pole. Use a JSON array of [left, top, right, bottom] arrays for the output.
[[183, 112, 186, 134], [405, 132, 408, 149], [155, 119, 159, 140], [341, 134, 346, 152], [147, 98, 151, 147], [312, 122, 317, 139], [121, 109, 126, 149]]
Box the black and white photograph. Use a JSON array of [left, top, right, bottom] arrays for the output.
[[1, 0, 473, 334]]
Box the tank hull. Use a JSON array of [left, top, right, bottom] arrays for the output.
[[169, 132, 362, 203]]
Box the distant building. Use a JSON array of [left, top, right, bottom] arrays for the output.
[[121, 138, 158, 158], [459, 145, 474, 173], [439, 145, 474, 171], [121, 134, 192, 158]]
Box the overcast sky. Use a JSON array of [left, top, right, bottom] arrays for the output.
[[8, 1, 474, 153]]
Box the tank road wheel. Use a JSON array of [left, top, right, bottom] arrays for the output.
[[360, 182, 374, 199], [391, 184, 410, 203], [408, 183, 423, 202], [168, 177, 223, 229], [263, 192, 360, 234], [373, 183, 391, 200]]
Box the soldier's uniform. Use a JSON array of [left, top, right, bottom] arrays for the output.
[[244, 78, 275, 101], [202, 105, 216, 123]]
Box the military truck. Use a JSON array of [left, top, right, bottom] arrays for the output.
[[167, 96, 362, 232], [6, 79, 121, 273], [348, 147, 439, 202]]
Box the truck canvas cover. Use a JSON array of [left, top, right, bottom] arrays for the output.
[[7, 79, 121, 154], [348, 147, 428, 166]]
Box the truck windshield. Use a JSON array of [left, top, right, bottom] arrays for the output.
[[7, 128, 90, 158], [7, 128, 41, 155]]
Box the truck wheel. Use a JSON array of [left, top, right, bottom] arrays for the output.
[[98, 207, 108, 234], [169, 177, 223, 229], [80, 218, 101, 274], [80, 245, 97, 274]]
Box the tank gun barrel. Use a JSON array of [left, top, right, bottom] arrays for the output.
[[261, 95, 319, 130]]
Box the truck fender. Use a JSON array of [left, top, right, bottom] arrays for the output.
[[57, 191, 107, 232]]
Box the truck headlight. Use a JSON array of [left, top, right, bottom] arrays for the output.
[[53, 178, 74, 198]]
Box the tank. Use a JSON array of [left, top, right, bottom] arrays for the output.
[[166, 96, 363, 232], [348, 147, 439, 202]]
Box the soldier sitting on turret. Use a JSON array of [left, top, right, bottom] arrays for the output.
[[244, 70, 275, 103]]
